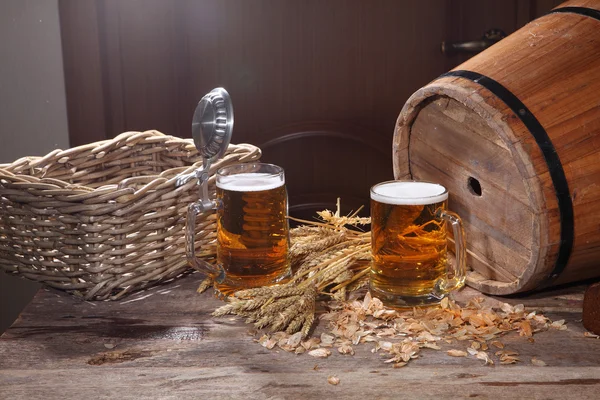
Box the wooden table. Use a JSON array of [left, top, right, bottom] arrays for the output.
[[1, 273, 599, 400]]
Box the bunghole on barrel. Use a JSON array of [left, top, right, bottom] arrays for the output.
[[215, 163, 291, 295], [370, 181, 466, 308]]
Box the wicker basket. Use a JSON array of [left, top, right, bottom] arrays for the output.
[[0, 130, 261, 300]]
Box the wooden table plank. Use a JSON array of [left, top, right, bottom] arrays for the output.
[[1, 273, 600, 399]]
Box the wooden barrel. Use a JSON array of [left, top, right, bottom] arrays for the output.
[[393, 0, 600, 295]]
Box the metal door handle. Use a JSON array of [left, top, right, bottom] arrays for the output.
[[441, 29, 506, 56]]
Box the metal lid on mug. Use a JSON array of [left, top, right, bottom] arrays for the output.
[[192, 87, 234, 162]]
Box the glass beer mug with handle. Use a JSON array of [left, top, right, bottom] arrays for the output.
[[369, 181, 466, 308], [178, 88, 290, 297], [187, 163, 291, 296]]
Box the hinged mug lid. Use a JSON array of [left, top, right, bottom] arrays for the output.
[[192, 87, 234, 163]]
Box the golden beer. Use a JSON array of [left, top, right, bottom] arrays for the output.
[[369, 181, 464, 308], [215, 167, 290, 294]]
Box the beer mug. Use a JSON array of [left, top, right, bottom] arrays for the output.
[[369, 181, 466, 308], [186, 162, 291, 296]]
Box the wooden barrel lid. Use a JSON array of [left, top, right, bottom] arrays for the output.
[[394, 80, 551, 295]]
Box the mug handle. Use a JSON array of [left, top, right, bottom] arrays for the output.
[[435, 209, 467, 293], [178, 161, 222, 277], [186, 200, 221, 276]]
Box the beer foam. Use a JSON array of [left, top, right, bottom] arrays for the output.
[[371, 181, 448, 205], [217, 172, 285, 192]]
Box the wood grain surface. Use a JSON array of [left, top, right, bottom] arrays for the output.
[[1, 274, 599, 399]]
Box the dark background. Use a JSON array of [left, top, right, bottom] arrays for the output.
[[60, 0, 563, 219]]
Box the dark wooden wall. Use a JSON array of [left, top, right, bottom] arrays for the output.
[[58, 0, 563, 219]]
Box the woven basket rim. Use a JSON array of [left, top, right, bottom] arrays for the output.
[[0, 130, 198, 190], [0, 130, 260, 198]]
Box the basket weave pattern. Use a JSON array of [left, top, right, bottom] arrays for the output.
[[0, 130, 261, 300]]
